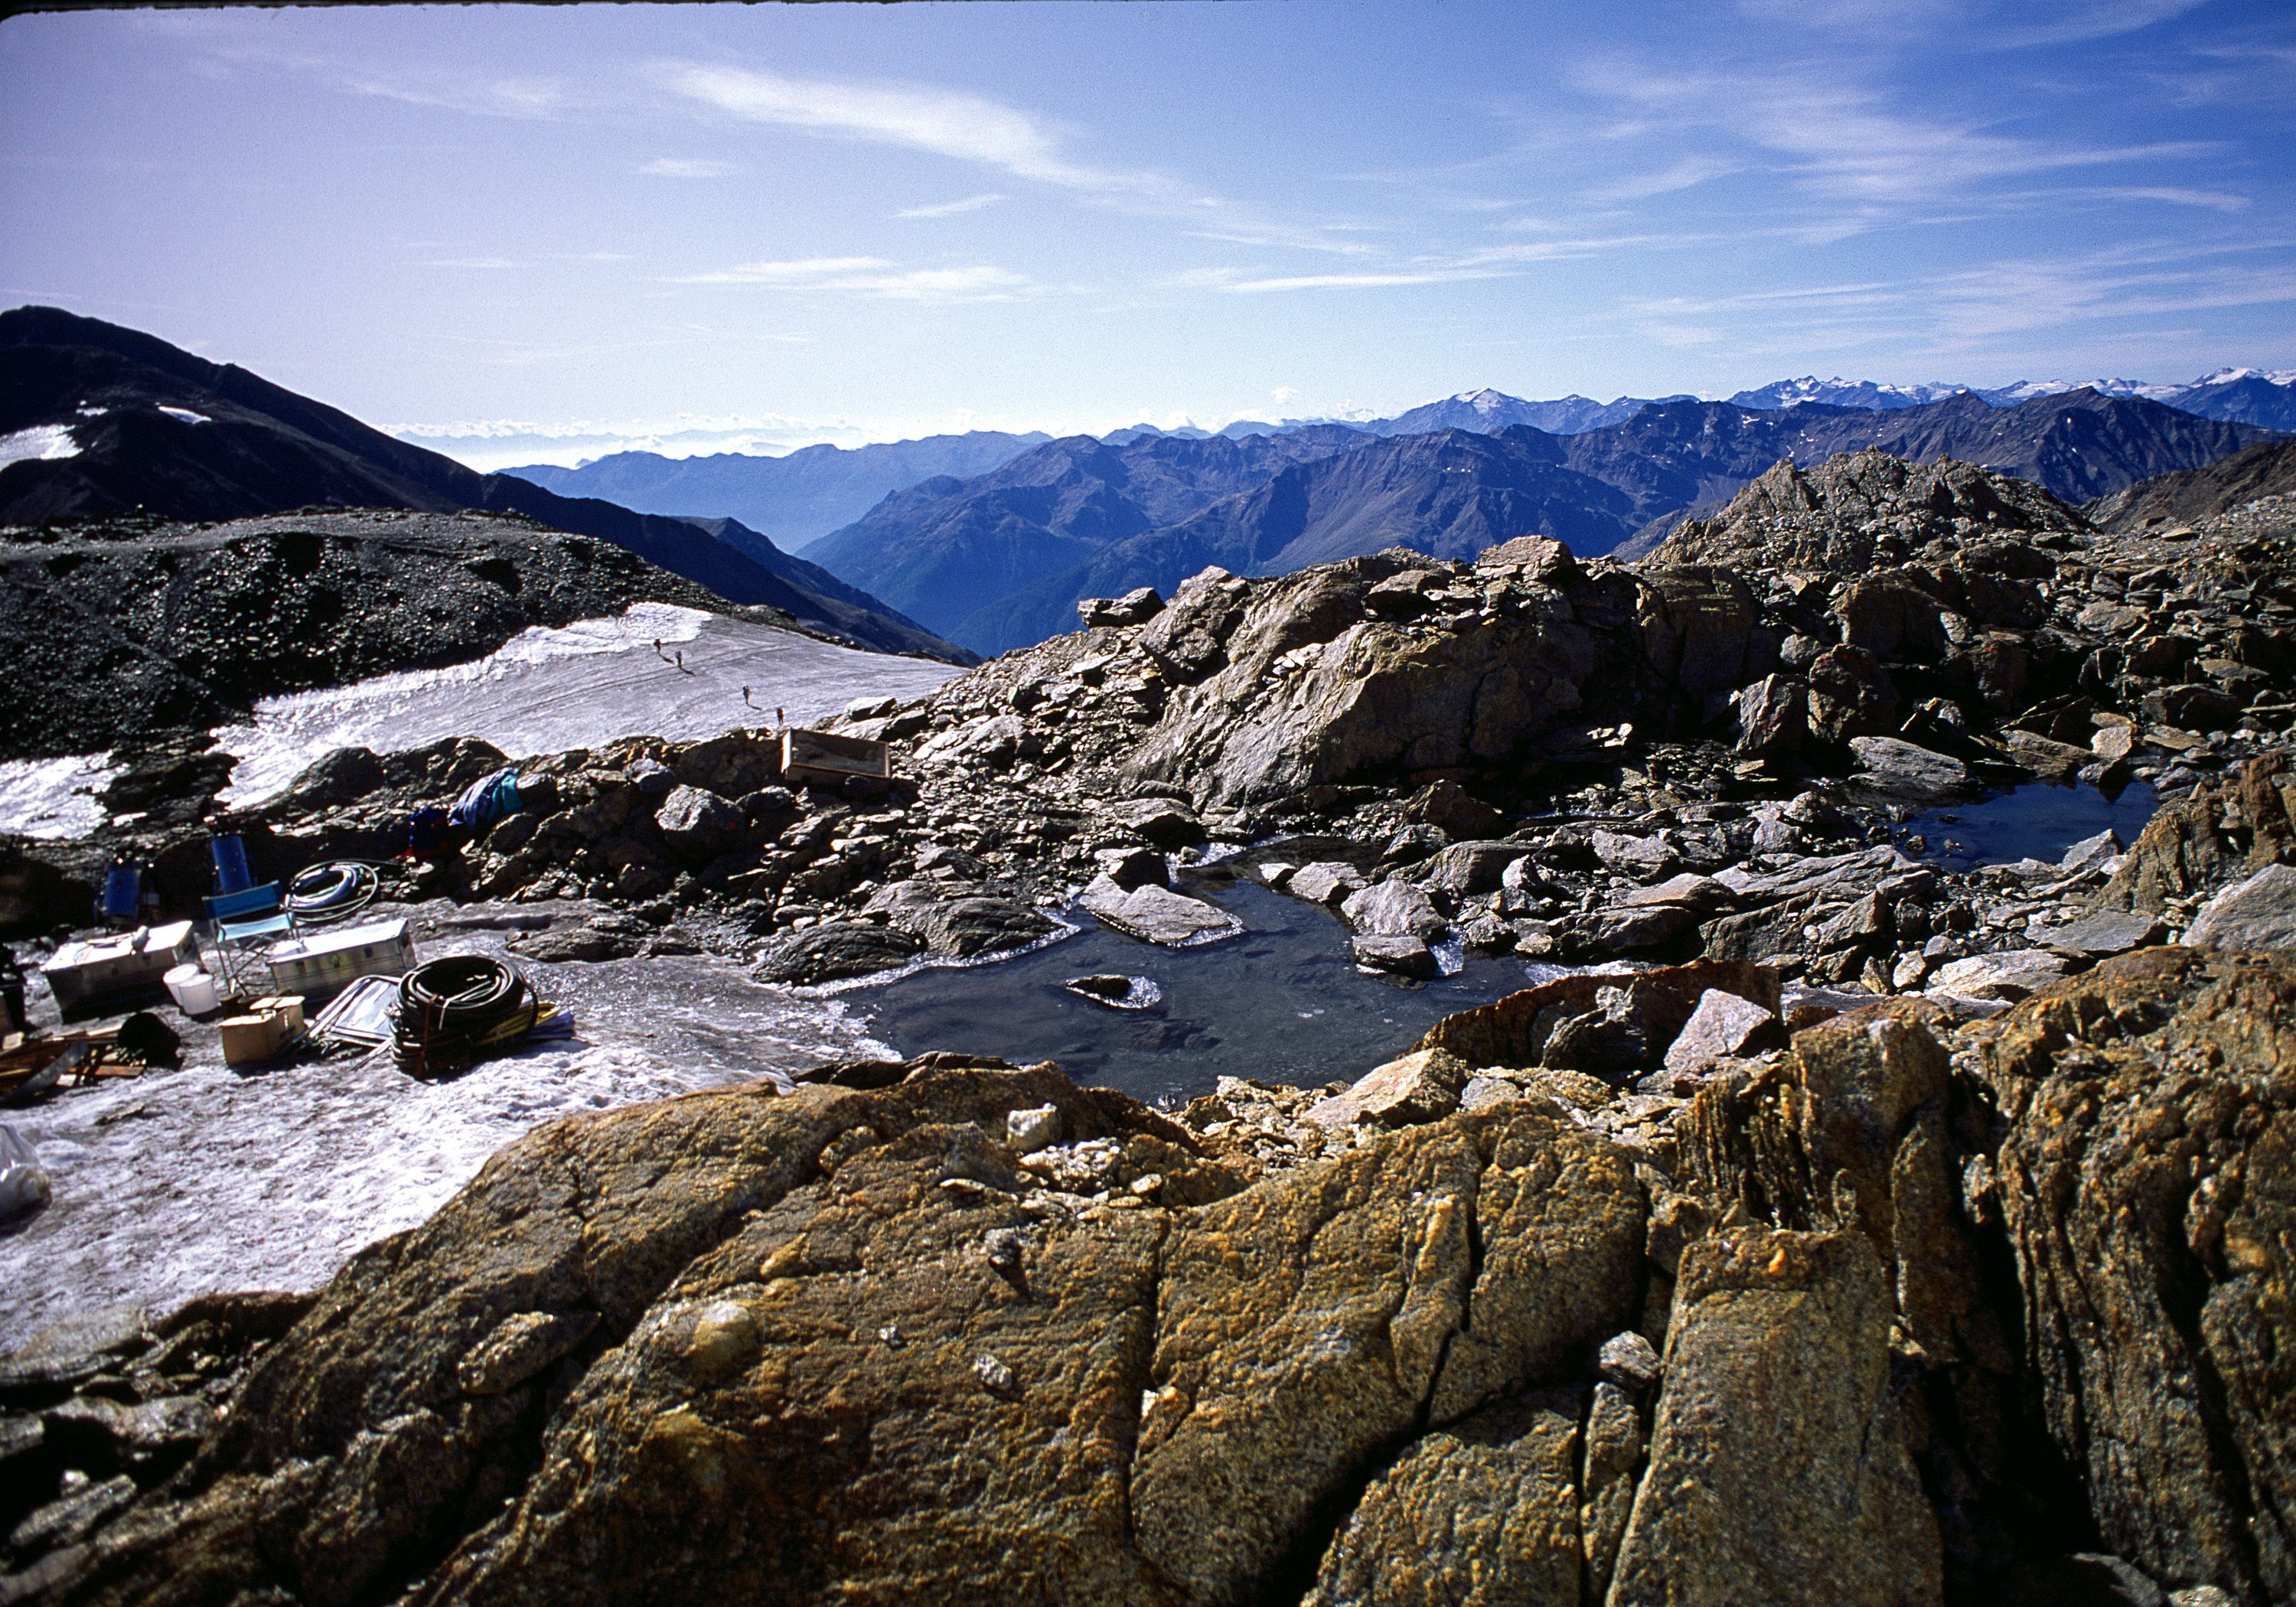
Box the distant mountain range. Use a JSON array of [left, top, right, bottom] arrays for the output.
[[806, 390, 2278, 655], [499, 368, 2296, 556], [0, 307, 969, 663], [506, 431, 1052, 556]]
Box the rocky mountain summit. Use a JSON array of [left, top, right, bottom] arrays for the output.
[[6, 445, 2296, 1604], [0, 308, 965, 665]]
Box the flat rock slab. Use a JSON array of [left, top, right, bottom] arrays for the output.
[[1305, 1048, 1469, 1127], [2184, 862, 2296, 951], [1926, 947, 2068, 1001], [1848, 735, 1972, 800], [1664, 988, 1778, 1075], [2045, 909, 2164, 956], [1077, 875, 1241, 946], [1350, 934, 1441, 979], [1288, 861, 1367, 906]]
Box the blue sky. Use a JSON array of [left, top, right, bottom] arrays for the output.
[[2, 0, 2292, 467]]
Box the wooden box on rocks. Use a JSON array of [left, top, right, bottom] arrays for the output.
[[782, 728, 890, 788]]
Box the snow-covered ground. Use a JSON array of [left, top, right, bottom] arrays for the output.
[[0, 901, 895, 1349], [0, 603, 966, 835], [0, 754, 119, 840], [217, 602, 963, 807]]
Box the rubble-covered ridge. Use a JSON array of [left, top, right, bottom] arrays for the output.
[[11, 951, 2292, 1606], [1646, 449, 2091, 575]]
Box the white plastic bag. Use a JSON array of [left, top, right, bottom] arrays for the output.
[[0, 1123, 50, 1222]]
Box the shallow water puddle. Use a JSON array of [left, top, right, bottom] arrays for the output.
[[851, 879, 1535, 1107], [1896, 778, 2160, 872]]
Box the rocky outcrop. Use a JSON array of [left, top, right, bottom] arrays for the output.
[[29, 1061, 1643, 1607], [1968, 948, 2296, 1603], [1648, 451, 2090, 575], [15, 947, 2296, 1605], [1607, 1227, 1942, 1607]]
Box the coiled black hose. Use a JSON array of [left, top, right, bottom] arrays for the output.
[[285, 861, 380, 924], [393, 955, 538, 1081]]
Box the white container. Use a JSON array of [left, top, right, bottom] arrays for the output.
[[163, 963, 220, 1015]]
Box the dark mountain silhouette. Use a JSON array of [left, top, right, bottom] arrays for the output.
[[2084, 435, 2296, 533], [502, 430, 1052, 554], [814, 389, 2276, 655], [802, 426, 1371, 639], [0, 306, 969, 662]]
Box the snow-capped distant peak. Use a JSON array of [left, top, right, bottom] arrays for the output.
[[2189, 366, 2296, 387]]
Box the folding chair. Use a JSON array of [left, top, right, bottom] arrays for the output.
[[210, 834, 254, 897], [203, 882, 295, 995], [94, 862, 144, 927]]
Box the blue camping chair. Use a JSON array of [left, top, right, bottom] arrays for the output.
[[210, 835, 254, 896], [96, 863, 143, 927], [204, 882, 294, 993]]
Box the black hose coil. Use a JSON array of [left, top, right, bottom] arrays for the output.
[[393, 955, 537, 1081]]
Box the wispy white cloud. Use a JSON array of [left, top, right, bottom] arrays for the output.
[[655, 62, 1161, 196], [1988, 0, 2211, 50], [896, 193, 1008, 218], [641, 158, 735, 179], [419, 256, 520, 269], [1173, 266, 1499, 294], [1583, 62, 2213, 209], [1584, 155, 1737, 203], [667, 254, 1035, 301], [654, 60, 1381, 256]]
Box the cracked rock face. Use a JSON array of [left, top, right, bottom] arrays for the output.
[[1968, 948, 2296, 1603]]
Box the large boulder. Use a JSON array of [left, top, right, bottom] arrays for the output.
[[1341, 877, 1450, 940], [753, 921, 924, 984], [43, 1068, 1642, 1607], [1808, 644, 1900, 743], [1968, 949, 2296, 1602], [1128, 556, 1617, 807], [652, 784, 745, 862], [1606, 1227, 1943, 1607]]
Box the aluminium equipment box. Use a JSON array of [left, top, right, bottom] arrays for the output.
[[41, 922, 199, 1019], [263, 918, 416, 1004]]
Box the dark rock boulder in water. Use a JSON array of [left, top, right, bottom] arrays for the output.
[[752, 920, 923, 983]]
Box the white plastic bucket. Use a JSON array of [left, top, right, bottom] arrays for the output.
[[164, 963, 220, 1015]]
